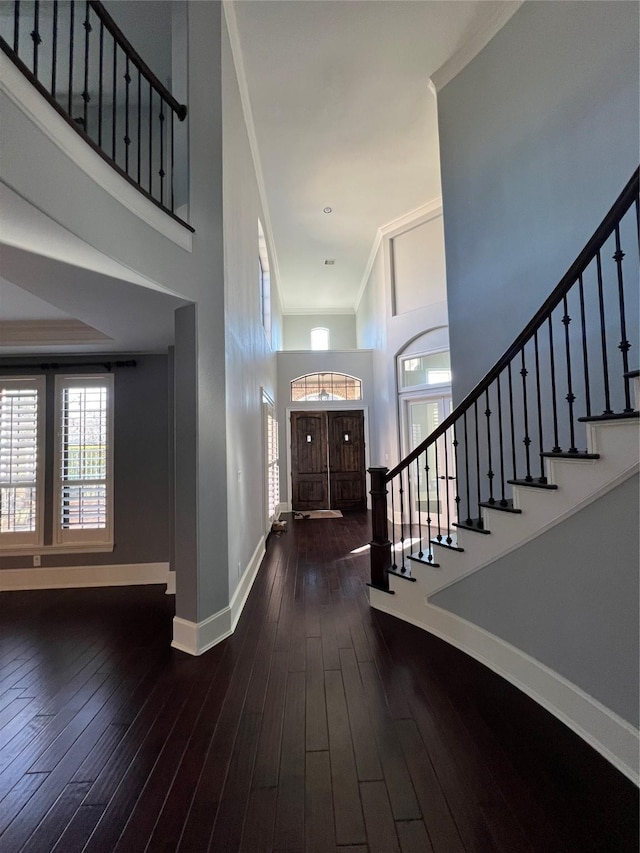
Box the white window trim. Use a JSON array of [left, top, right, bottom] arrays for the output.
[[0, 375, 46, 551], [53, 374, 114, 549]]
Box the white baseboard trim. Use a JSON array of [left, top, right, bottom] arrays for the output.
[[171, 609, 232, 656], [171, 535, 266, 656], [165, 571, 176, 595], [369, 590, 640, 786], [275, 502, 288, 519], [230, 536, 266, 632], [0, 562, 170, 591]]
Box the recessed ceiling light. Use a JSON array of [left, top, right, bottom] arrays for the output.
[[323, 207, 332, 214], [324, 259, 335, 265]]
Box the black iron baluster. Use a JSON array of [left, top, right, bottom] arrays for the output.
[[451, 424, 461, 525], [595, 250, 613, 414], [578, 274, 592, 419], [548, 315, 561, 451], [148, 81, 153, 194], [68, 0, 74, 115], [496, 373, 508, 503], [485, 388, 494, 504], [533, 331, 546, 480], [613, 225, 633, 412], [562, 295, 578, 452], [97, 19, 103, 146], [520, 348, 533, 479], [82, 1, 91, 132], [13, 0, 20, 53], [424, 450, 433, 562], [137, 69, 141, 185], [31, 1, 41, 78], [635, 197, 640, 249], [51, 1, 58, 97], [398, 469, 406, 572], [415, 457, 423, 559], [443, 431, 452, 543], [390, 480, 397, 571], [473, 400, 482, 525], [111, 35, 117, 160], [405, 467, 413, 571], [507, 363, 517, 480], [159, 98, 165, 205], [170, 107, 175, 212], [124, 56, 131, 173], [434, 440, 442, 540], [463, 410, 472, 525]]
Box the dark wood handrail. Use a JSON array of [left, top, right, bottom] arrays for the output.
[[88, 1, 187, 121], [386, 168, 639, 481]]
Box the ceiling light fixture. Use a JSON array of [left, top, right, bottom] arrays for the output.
[[324, 259, 335, 265], [323, 207, 332, 214]]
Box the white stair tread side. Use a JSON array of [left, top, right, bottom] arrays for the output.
[[400, 419, 639, 596]]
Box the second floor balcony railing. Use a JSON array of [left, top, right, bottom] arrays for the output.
[[0, 0, 192, 228]]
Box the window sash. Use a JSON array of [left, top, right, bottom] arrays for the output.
[[54, 375, 114, 546], [0, 376, 45, 548]]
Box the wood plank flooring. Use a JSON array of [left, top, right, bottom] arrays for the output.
[[0, 512, 637, 852]]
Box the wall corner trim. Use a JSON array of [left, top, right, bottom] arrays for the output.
[[430, 0, 524, 93]]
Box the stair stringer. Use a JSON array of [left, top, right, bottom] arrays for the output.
[[404, 419, 639, 597], [368, 418, 640, 784]]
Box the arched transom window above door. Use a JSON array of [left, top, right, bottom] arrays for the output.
[[290, 373, 362, 402]]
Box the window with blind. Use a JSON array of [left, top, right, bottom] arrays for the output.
[[54, 375, 114, 547], [0, 376, 45, 548]]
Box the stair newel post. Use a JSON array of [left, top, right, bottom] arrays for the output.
[[368, 467, 393, 594]]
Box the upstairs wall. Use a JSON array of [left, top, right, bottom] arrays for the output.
[[438, 0, 639, 402]]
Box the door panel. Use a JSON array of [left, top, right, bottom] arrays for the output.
[[291, 410, 366, 512], [328, 411, 366, 511], [291, 412, 328, 510]]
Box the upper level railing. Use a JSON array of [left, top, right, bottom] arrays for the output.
[[369, 169, 639, 592], [0, 0, 192, 229]]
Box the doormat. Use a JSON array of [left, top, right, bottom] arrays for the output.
[[294, 510, 343, 519]]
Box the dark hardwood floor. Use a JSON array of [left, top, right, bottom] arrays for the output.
[[0, 512, 637, 852]]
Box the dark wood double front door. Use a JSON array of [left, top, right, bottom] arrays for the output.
[[291, 410, 366, 512]]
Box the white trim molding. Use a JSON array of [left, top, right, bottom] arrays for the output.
[[368, 590, 640, 785], [0, 562, 170, 591], [429, 1, 524, 93], [0, 53, 193, 251], [171, 536, 266, 656]]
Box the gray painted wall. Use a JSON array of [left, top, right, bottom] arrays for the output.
[[432, 475, 640, 727], [438, 0, 639, 402], [0, 354, 170, 569], [282, 314, 357, 351], [222, 18, 281, 598]]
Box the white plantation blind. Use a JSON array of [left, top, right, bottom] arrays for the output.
[[267, 407, 279, 522], [55, 375, 113, 545], [0, 376, 44, 544]]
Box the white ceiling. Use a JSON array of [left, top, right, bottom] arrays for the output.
[[230, 0, 509, 314], [0, 0, 513, 355]]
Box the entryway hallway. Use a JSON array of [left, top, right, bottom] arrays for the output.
[[0, 513, 636, 852]]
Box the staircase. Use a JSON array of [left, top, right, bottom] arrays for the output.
[[367, 171, 640, 783]]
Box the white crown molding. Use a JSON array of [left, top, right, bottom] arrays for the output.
[[430, 1, 524, 93], [223, 1, 285, 315], [369, 591, 640, 785], [282, 307, 357, 317], [354, 197, 443, 313], [0, 562, 170, 591], [0, 54, 193, 252]]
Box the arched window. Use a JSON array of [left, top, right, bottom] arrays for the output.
[[291, 373, 362, 402], [310, 327, 329, 350]]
